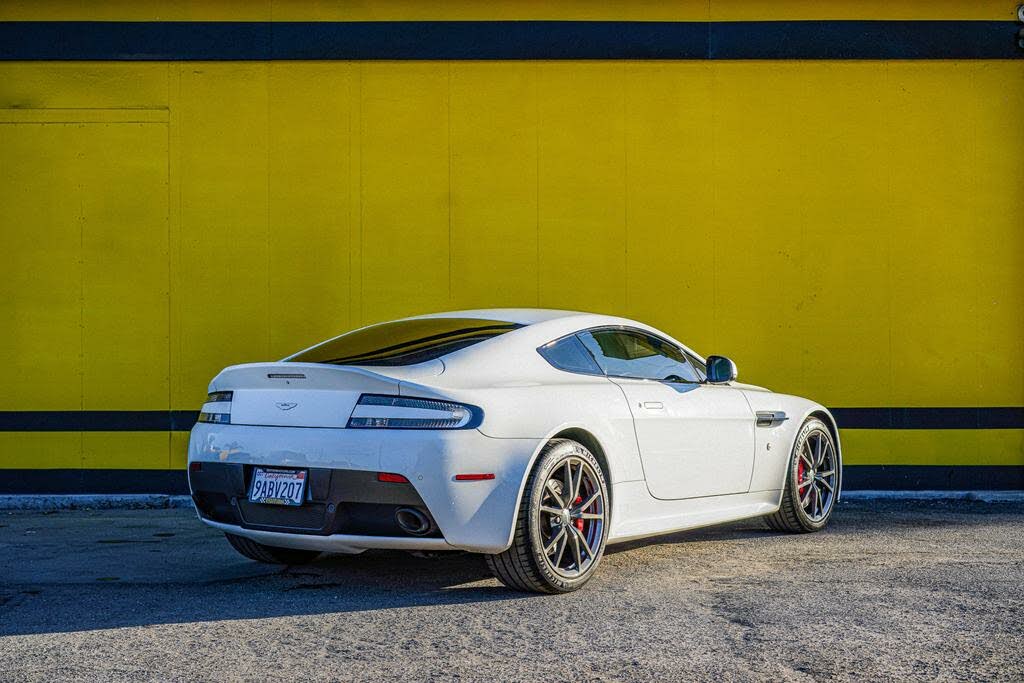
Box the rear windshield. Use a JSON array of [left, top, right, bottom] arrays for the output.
[[288, 318, 522, 367]]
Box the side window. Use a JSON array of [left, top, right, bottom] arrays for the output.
[[537, 335, 603, 375], [579, 329, 700, 383]]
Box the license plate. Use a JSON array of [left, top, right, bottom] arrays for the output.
[[249, 468, 307, 506]]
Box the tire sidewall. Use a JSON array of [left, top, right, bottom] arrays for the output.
[[526, 440, 609, 592], [789, 418, 835, 531]]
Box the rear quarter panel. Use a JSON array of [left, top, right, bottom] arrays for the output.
[[400, 378, 645, 486], [398, 327, 648, 486]]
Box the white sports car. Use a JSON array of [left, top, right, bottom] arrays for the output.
[[188, 309, 841, 593]]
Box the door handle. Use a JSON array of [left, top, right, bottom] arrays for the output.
[[641, 401, 664, 410]]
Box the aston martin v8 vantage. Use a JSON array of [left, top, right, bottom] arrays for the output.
[[188, 309, 841, 593]]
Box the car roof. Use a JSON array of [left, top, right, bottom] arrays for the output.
[[401, 308, 593, 326], [391, 309, 706, 387], [401, 308, 689, 346], [402, 308, 700, 358]]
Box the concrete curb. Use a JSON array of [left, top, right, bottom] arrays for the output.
[[0, 494, 194, 510], [841, 490, 1024, 503], [1, 491, 1022, 510]]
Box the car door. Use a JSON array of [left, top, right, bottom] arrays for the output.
[[578, 328, 755, 500]]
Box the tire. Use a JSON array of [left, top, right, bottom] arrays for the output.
[[224, 532, 322, 565], [485, 439, 609, 594], [765, 417, 839, 533]]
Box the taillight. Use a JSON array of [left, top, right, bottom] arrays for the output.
[[198, 390, 232, 425], [347, 394, 480, 430]]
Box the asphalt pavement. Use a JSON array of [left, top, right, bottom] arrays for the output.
[[1, 499, 1021, 681]]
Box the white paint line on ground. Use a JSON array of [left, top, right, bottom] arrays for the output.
[[841, 490, 1024, 502], [0, 494, 194, 510]]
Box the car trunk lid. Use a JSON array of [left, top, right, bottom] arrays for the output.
[[210, 362, 403, 429]]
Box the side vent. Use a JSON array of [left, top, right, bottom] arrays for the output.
[[755, 411, 788, 428]]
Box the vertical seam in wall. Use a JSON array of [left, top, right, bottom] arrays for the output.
[[346, 63, 353, 330], [797, 64, 809, 393], [177, 66, 185, 411], [969, 62, 982, 410], [78, 142, 85, 467], [709, 62, 718, 351], [534, 62, 541, 307], [621, 62, 629, 315], [265, 63, 272, 358], [446, 61, 453, 305], [357, 63, 365, 325], [884, 61, 894, 410], [165, 63, 173, 466], [352, 61, 364, 329]]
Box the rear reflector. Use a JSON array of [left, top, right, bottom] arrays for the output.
[[454, 473, 495, 481], [188, 462, 202, 473], [377, 472, 409, 484]]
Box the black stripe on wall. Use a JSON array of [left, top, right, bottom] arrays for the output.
[[0, 411, 199, 432], [1, 466, 1020, 494], [0, 469, 192, 495], [841, 465, 1024, 491], [1, 408, 1021, 432], [828, 407, 1024, 430], [0, 21, 1021, 61]]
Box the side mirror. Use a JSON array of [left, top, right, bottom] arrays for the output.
[[706, 356, 737, 383]]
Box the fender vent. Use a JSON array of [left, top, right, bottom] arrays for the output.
[[756, 411, 788, 428]]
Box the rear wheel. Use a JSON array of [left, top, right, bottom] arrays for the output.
[[765, 418, 838, 533], [485, 439, 609, 593], [224, 533, 322, 565]]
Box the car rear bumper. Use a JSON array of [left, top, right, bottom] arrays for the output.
[[203, 519, 457, 554], [190, 462, 446, 537], [188, 422, 542, 553]]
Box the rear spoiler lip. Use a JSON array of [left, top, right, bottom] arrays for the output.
[[208, 360, 444, 393]]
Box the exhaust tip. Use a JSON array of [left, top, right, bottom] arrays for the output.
[[395, 507, 435, 537]]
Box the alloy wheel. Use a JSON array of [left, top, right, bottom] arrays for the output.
[[796, 429, 837, 522], [537, 456, 606, 578]]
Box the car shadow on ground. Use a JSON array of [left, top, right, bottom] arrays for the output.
[[605, 521, 774, 555], [3, 499, 997, 637], [0, 549, 527, 637], [0, 519, 786, 637]]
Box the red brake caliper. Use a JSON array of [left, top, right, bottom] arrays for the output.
[[797, 459, 806, 496], [573, 496, 584, 532]]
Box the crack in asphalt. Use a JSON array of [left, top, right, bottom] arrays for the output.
[[0, 501, 1021, 681]]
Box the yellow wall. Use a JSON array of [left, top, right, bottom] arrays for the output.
[[0, 0, 1017, 21], [1, 4, 1022, 472]]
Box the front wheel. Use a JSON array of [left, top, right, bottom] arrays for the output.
[[765, 418, 839, 533], [486, 439, 609, 593]]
